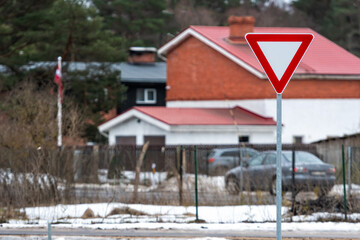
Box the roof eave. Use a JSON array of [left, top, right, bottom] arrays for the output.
[[98, 108, 170, 133], [158, 28, 264, 79], [121, 78, 166, 83], [170, 124, 276, 132], [293, 74, 360, 80], [158, 28, 360, 81]]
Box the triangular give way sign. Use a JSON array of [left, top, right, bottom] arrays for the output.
[[245, 33, 314, 94]]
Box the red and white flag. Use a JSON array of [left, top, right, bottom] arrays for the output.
[[54, 58, 63, 102]]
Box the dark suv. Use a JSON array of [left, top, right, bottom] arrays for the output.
[[207, 147, 259, 175]]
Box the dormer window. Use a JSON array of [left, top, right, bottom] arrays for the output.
[[136, 88, 156, 104]]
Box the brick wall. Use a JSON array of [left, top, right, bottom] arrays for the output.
[[166, 36, 360, 101], [128, 52, 155, 63]]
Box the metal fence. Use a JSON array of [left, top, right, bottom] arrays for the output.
[[0, 143, 359, 217]]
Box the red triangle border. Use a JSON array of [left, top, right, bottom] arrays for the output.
[[245, 33, 314, 94]]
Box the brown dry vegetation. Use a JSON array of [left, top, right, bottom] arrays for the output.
[[0, 81, 87, 209], [0, 141, 359, 222], [0, 207, 27, 223], [107, 207, 147, 217], [81, 208, 95, 219], [0, 81, 85, 150]]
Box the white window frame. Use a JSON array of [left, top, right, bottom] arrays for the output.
[[136, 88, 157, 104]]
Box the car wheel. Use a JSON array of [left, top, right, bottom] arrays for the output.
[[226, 176, 240, 195]]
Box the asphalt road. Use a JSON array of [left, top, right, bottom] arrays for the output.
[[1, 228, 360, 239]]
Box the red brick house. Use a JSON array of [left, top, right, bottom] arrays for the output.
[[157, 16, 360, 144]]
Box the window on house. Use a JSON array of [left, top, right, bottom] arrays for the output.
[[116, 136, 136, 145], [144, 136, 165, 146], [293, 136, 303, 144], [136, 88, 156, 104], [239, 136, 249, 143]]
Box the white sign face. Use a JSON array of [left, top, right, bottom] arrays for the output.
[[245, 33, 314, 94], [258, 41, 302, 81]]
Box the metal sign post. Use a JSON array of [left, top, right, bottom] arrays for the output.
[[245, 33, 314, 240], [276, 93, 282, 240]]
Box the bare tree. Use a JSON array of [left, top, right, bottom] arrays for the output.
[[226, 3, 313, 28], [173, 0, 219, 30], [0, 81, 57, 149], [0, 81, 85, 150], [0, 81, 87, 209]]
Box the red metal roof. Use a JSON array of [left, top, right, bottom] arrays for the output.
[[186, 26, 360, 76], [134, 106, 276, 126]]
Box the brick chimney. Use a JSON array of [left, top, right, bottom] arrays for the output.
[[128, 47, 157, 64], [228, 16, 255, 44]]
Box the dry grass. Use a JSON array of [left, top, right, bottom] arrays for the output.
[[107, 207, 147, 217], [81, 208, 95, 219], [0, 207, 27, 223], [0, 144, 359, 217], [183, 212, 196, 217]]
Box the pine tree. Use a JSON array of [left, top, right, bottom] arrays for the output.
[[293, 0, 360, 56], [93, 0, 169, 47]]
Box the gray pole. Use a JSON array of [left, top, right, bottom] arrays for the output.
[[48, 222, 52, 240], [276, 93, 282, 240]]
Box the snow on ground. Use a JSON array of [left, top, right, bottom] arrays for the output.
[[1, 169, 360, 232], [332, 183, 360, 195], [2, 202, 360, 232]]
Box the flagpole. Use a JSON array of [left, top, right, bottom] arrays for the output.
[[57, 56, 62, 148]]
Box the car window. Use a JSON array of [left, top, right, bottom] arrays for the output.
[[283, 151, 323, 164], [221, 150, 238, 157], [248, 154, 265, 167], [264, 153, 276, 165]]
